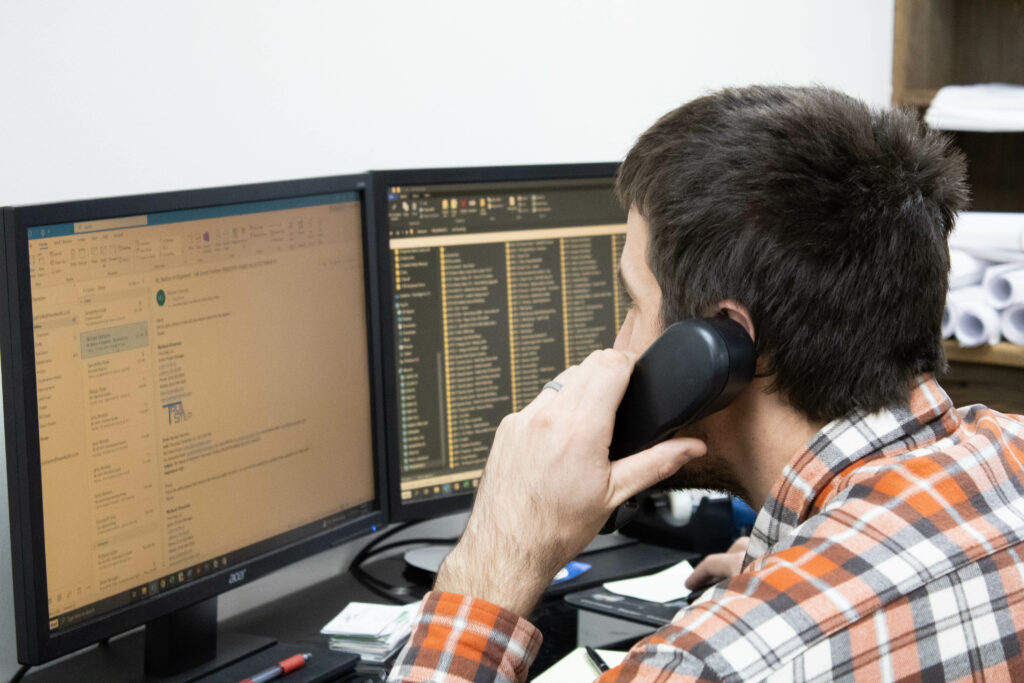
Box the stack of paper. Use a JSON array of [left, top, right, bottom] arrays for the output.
[[603, 560, 694, 603], [534, 648, 628, 682], [924, 83, 1024, 132], [320, 600, 420, 663], [950, 212, 1024, 263]]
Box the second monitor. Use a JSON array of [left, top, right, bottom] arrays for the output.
[[374, 164, 628, 521]]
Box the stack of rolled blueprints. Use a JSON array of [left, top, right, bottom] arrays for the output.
[[944, 212, 1024, 347]]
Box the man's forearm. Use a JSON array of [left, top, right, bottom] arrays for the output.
[[434, 524, 555, 617]]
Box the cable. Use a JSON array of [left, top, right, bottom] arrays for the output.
[[346, 520, 431, 603], [347, 520, 461, 603], [352, 537, 459, 569], [9, 664, 31, 683], [349, 565, 414, 604], [348, 521, 418, 571]]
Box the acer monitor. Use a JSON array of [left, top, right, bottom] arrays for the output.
[[372, 164, 628, 522], [0, 175, 388, 678]]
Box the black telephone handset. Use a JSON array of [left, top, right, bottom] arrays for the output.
[[600, 317, 756, 534]]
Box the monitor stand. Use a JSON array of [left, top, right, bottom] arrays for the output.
[[24, 599, 275, 682]]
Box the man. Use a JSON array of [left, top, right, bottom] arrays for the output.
[[390, 85, 1024, 680]]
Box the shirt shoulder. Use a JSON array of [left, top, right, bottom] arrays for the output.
[[624, 409, 1024, 680]]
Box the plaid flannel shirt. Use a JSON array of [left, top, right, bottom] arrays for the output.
[[390, 376, 1024, 681]]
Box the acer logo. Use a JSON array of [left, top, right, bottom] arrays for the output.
[[228, 569, 247, 585]]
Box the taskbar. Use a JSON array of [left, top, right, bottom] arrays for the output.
[[400, 475, 481, 501], [48, 500, 376, 633]]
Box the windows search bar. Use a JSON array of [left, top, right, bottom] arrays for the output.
[[73, 215, 149, 233]]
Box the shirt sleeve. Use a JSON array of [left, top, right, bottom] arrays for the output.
[[388, 591, 543, 683]]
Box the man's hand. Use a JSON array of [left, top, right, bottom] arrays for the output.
[[435, 348, 707, 616], [685, 536, 750, 592]]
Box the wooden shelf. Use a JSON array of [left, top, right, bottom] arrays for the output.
[[896, 88, 940, 109], [893, 1, 1024, 211], [941, 345, 1024, 413], [893, 0, 1024, 108], [944, 341, 1024, 368], [894, 1, 1024, 409]]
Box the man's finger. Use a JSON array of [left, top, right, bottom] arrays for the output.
[[519, 364, 579, 415], [686, 549, 747, 590], [520, 349, 635, 422], [726, 536, 750, 555], [607, 437, 706, 507], [567, 349, 636, 403]]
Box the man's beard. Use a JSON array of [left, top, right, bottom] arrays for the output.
[[649, 426, 750, 504]]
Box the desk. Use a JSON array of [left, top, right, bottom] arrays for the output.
[[22, 542, 692, 681], [224, 542, 695, 678], [224, 556, 584, 677]]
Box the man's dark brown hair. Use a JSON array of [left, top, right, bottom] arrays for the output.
[[617, 85, 969, 422]]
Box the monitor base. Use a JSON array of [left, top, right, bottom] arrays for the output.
[[23, 629, 275, 682]]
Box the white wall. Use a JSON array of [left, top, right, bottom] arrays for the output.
[[0, 0, 895, 676]]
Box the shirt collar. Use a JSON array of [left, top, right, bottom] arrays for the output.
[[745, 374, 957, 561]]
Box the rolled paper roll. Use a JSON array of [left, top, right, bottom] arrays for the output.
[[1001, 304, 1024, 346], [950, 212, 1024, 252], [954, 301, 1003, 347], [942, 306, 954, 339], [983, 263, 1024, 310], [944, 286, 986, 339], [950, 249, 994, 289]]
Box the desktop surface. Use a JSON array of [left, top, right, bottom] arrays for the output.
[[218, 540, 696, 679], [18, 541, 696, 681]]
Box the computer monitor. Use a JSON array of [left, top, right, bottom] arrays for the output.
[[0, 176, 388, 677], [373, 164, 628, 522]]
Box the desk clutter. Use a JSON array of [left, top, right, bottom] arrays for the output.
[[602, 559, 695, 604], [562, 559, 696, 631], [320, 601, 420, 663], [536, 560, 698, 678], [945, 212, 1024, 347], [195, 643, 359, 683], [534, 647, 628, 682]]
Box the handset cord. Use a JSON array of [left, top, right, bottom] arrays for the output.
[[349, 521, 419, 570], [347, 519, 458, 603]]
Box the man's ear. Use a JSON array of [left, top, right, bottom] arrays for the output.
[[715, 300, 755, 343]]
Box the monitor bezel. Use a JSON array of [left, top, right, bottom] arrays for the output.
[[0, 175, 390, 665], [371, 163, 621, 523]]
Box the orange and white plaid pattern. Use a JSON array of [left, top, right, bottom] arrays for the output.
[[390, 375, 1024, 681]]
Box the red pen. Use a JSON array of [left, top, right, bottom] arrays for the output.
[[239, 653, 311, 683]]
